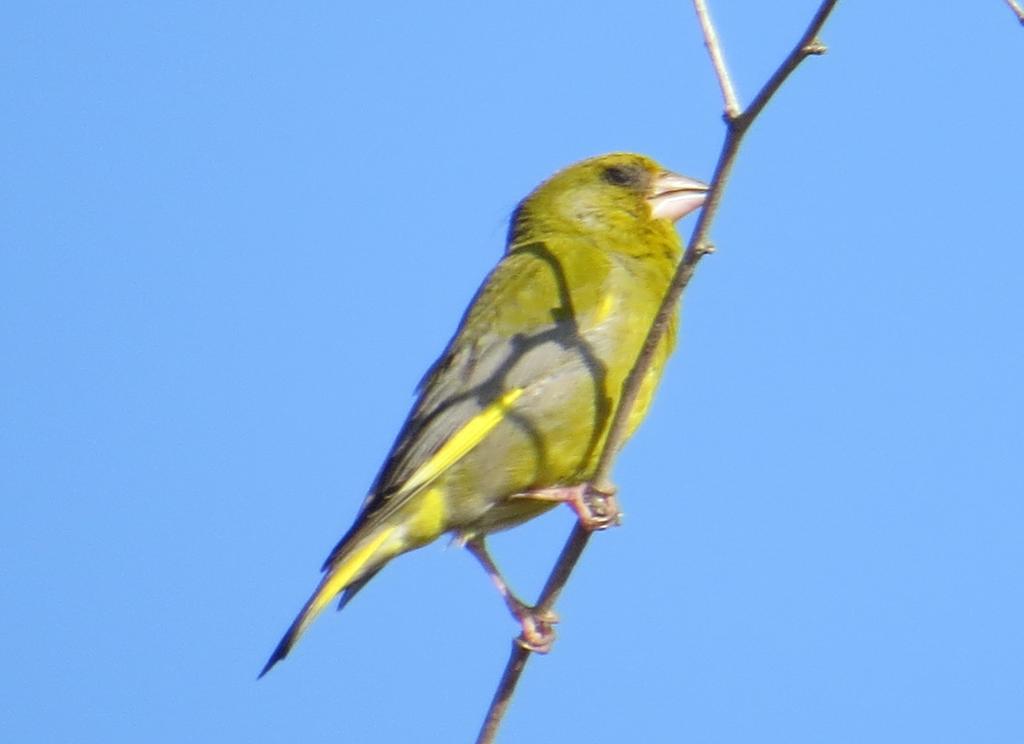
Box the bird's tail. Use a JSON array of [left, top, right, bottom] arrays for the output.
[[258, 523, 398, 677]]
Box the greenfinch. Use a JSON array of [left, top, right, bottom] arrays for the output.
[[260, 153, 707, 676]]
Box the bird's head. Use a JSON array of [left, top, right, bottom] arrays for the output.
[[507, 153, 707, 254]]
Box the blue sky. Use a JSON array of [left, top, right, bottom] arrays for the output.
[[4, 2, 1023, 742]]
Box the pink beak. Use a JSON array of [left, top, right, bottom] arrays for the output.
[[647, 171, 709, 222]]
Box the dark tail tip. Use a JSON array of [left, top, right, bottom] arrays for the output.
[[257, 634, 293, 679]]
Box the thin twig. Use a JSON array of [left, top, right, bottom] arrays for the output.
[[1006, 0, 1024, 25], [474, 641, 530, 744], [693, 0, 741, 119], [474, 2, 840, 742], [738, 9, 833, 131]]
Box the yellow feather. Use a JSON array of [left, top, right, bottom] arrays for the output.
[[405, 486, 447, 543], [258, 524, 399, 677], [307, 526, 396, 620], [398, 387, 524, 497], [594, 293, 616, 325]]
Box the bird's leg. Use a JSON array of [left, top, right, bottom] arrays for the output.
[[511, 482, 621, 531], [463, 537, 558, 653]]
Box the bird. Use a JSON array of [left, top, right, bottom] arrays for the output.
[[260, 153, 707, 677]]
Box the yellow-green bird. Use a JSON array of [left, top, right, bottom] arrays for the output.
[[260, 153, 707, 676]]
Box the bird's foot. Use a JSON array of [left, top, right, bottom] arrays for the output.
[[510, 600, 559, 653], [463, 536, 558, 651], [512, 483, 621, 531]]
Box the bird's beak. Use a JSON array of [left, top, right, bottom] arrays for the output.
[[646, 171, 709, 222]]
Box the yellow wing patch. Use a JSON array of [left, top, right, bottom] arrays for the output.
[[400, 387, 524, 498], [594, 293, 616, 325]]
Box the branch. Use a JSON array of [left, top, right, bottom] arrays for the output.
[[1007, 0, 1024, 25], [693, 0, 741, 119], [475, 2, 839, 741]]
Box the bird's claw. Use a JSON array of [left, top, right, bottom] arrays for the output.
[[511, 482, 621, 531], [514, 607, 559, 653], [576, 484, 621, 530]]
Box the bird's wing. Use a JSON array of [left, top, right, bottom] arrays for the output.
[[322, 241, 611, 567]]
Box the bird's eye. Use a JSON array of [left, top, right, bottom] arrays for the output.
[[601, 165, 638, 187]]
